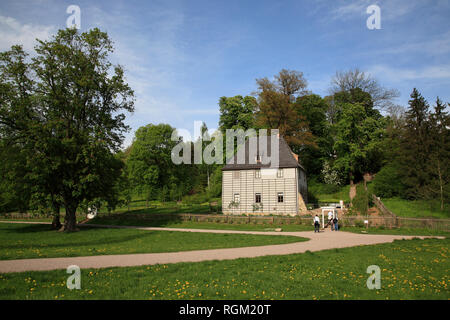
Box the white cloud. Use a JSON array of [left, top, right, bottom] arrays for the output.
[[371, 31, 450, 57], [328, 0, 421, 22], [331, 1, 369, 21], [369, 64, 450, 81], [0, 15, 55, 52]]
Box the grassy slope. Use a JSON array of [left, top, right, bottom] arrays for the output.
[[0, 238, 448, 300], [309, 183, 350, 203], [0, 223, 305, 260], [310, 181, 449, 219], [382, 198, 450, 219]]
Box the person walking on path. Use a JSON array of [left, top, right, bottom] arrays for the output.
[[314, 215, 320, 233], [328, 211, 334, 230], [333, 216, 339, 231]]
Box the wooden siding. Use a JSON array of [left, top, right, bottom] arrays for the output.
[[222, 168, 301, 216]]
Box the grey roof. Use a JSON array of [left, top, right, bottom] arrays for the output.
[[222, 135, 305, 171]]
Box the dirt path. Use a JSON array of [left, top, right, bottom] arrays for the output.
[[0, 221, 443, 273]]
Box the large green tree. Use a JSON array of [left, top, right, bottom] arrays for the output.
[[333, 102, 386, 198], [426, 98, 450, 210], [255, 69, 315, 148], [218, 95, 257, 132], [0, 28, 134, 231], [330, 68, 399, 110], [0, 142, 31, 213], [127, 123, 195, 204], [293, 94, 332, 176], [398, 88, 431, 199]]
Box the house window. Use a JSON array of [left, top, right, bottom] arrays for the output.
[[254, 169, 261, 179], [255, 193, 261, 203], [277, 192, 284, 203], [234, 193, 240, 203], [233, 171, 240, 179], [277, 169, 283, 178]]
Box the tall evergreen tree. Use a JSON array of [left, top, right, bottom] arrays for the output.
[[425, 98, 450, 209], [399, 88, 431, 199]]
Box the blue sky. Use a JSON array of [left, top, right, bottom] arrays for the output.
[[0, 0, 449, 147]]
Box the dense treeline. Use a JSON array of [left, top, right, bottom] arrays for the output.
[[0, 28, 449, 227], [120, 68, 449, 210], [216, 69, 449, 209]]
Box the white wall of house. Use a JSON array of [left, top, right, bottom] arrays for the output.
[[222, 168, 307, 216]]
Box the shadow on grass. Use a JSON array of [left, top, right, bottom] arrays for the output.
[[91, 211, 188, 228], [0, 224, 51, 234]]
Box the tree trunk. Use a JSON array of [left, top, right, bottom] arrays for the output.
[[437, 159, 444, 211], [349, 171, 355, 205], [63, 201, 78, 232], [50, 203, 62, 230]]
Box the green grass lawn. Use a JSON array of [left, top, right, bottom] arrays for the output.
[[104, 198, 222, 215], [0, 238, 448, 300], [0, 198, 221, 221], [382, 197, 450, 219], [0, 223, 305, 260], [87, 216, 315, 232], [3, 214, 449, 236], [87, 217, 449, 236], [308, 182, 350, 203], [342, 226, 449, 236]]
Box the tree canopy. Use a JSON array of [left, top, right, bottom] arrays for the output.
[[0, 28, 135, 231]]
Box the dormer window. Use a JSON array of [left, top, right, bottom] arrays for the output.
[[277, 169, 284, 178]]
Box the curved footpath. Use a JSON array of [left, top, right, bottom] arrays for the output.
[[0, 221, 444, 273]]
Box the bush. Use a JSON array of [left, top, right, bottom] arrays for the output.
[[354, 220, 365, 228], [352, 184, 368, 215], [182, 193, 210, 205], [372, 164, 406, 198]]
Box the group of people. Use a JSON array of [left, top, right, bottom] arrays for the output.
[[313, 211, 339, 233]]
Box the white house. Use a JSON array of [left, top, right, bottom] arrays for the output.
[[221, 135, 308, 216]]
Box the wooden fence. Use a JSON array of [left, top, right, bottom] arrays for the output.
[[0, 212, 86, 220], [2, 211, 449, 232], [371, 194, 397, 218], [97, 212, 450, 231]]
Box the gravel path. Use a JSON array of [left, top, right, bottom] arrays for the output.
[[0, 221, 443, 273]]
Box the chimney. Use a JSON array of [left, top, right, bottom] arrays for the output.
[[292, 152, 298, 162]]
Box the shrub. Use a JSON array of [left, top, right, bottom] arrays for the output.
[[354, 220, 365, 228], [372, 164, 406, 198], [183, 193, 210, 205], [352, 184, 368, 215], [321, 161, 344, 186]]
